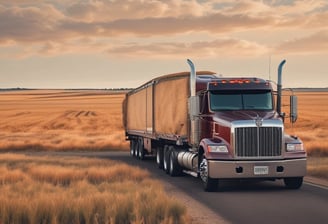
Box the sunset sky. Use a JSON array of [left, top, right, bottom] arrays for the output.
[[0, 0, 327, 89]]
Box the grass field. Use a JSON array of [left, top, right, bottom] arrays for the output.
[[0, 89, 327, 223], [0, 90, 190, 224], [0, 89, 326, 156], [0, 153, 188, 224], [0, 90, 129, 151], [284, 91, 328, 157], [281, 91, 328, 179]]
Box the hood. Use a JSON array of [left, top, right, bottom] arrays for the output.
[[213, 110, 279, 124]]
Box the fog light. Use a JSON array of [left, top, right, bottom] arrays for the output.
[[277, 166, 284, 173], [236, 166, 243, 174]]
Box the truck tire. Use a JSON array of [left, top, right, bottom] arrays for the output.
[[169, 147, 182, 177], [130, 140, 136, 157], [163, 145, 171, 174], [284, 177, 303, 189], [156, 147, 164, 169], [199, 156, 218, 192], [137, 138, 145, 160]]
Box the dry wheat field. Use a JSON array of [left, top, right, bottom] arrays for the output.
[[0, 89, 327, 223], [0, 90, 189, 224], [0, 153, 188, 224], [0, 89, 326, 155], [283, 91, 328, 179], [0, 90, 129, 151]]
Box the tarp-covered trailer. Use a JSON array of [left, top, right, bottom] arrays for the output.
[[123, 60, 306, 192]]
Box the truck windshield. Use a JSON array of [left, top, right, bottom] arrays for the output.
[[209, 90, 273, 111]]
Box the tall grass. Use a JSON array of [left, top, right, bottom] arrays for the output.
[[0, 153, 189, 224]]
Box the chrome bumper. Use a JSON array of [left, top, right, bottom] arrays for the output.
[[208, 158, 306, 179]]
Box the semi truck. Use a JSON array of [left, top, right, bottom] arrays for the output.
[[123, 59, 306, 191]]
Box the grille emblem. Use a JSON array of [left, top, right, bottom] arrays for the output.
[[255, 115, 263, 127]]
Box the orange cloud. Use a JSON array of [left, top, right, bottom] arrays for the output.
[[106, 38, 269, 59], [0, 0, 327, 58], [275, 30, 328, 55]]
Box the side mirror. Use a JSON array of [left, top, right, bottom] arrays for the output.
[[290, 95, 298, 123]]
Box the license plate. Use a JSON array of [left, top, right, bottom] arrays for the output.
[[254, 166, 269, 175]]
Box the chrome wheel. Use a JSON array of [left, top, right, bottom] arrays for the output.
[[156, 147, 163, 169], [137, 138, 144, 160], [199, 156, 218, 192], [163, 145, 170, 174], [130, 140, 134, 156], [199, 157, 209, 183]]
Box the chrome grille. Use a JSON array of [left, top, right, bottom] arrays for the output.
[[235, 127, 282, 157]]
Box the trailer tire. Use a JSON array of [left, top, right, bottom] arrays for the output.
[[169, 147, 182, 177], [284, 177, 303, 189], [131, 139, 138, 157], [199, 156, 218, 192], [156, 147, 164, 169], [137, 138, 145, 160], [163, 145, 171, 174], [130, 140, 136, 157]]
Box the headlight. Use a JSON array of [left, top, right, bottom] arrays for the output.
[[286, 143, 304, 152], [207, 145, 228, 153]]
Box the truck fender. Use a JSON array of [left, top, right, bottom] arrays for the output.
[[199, 138, 232, 160]]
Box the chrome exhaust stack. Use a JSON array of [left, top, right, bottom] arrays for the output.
[[187, 59, 196, 97], [277, 59, 286, 116], [187, 59, 200, 150]]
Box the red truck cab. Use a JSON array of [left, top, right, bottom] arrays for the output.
[[193, 75, 306, 191]]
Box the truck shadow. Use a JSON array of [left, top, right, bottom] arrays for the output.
[[215, 180, 287, 192]]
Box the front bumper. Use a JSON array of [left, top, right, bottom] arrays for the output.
[[208, 158, 306, 179]]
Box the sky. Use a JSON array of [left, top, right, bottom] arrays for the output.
[[0, 0, 327, 89]]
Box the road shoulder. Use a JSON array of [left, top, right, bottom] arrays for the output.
[[162, 181, 230, 224], [305, 176, 328, 189]]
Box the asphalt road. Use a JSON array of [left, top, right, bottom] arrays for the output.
[[40, 151, 328, 224]]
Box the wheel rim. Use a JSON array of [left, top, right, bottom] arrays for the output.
[[138, 139, 143, 159], [156, 149, 160, 164], [199, 158, 209, 183], [169, 153, 174, 174], [163, 145, 169, 171], [130, 141, 134, 156], [163, 154, 167, 170]]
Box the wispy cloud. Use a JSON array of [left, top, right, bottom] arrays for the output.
[[107, 38, 269, 59], [0, 0, 327, 58], [275, 30, 328, 55]]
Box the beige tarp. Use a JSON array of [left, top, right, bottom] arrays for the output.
[[146, 86, 153, 132], [125, 71, 216, 137], [126, 85, 153, 132], [126, 88, 147, 130], [154, 76, 189, 136]]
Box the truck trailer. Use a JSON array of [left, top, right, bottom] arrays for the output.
[[123, 59, 306, 191]]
